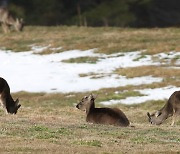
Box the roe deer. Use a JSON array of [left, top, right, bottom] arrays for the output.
[[0, 7, 23, 33], [0, 77, 21, 114], [147, 91, 180, 126], [76, 94, 130, 127]]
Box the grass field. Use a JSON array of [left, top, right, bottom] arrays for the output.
[[0, 26, 180, 54], [0, 26, 180, 153]]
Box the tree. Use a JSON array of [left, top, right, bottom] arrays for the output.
[[6, 0, 180, 27]]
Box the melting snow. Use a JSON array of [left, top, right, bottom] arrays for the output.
[[0, 47, 179, 104], [0, 48, 163, 93], [100, 86, 179, 105], [156, 51, 180, 65]]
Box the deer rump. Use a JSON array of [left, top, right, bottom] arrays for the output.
[[86, 107, 130, 127]]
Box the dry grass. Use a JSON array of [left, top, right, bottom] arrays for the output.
[[115, 66, 180, 88], [116, 66, 180, 78], [0, 26, 179, 54], [0, 26, 180, 153], [0, 93, 180, 153]]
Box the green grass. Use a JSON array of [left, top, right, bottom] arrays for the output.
[[28, 125, 71, 139], [62, 56, 100, 64], [96, 90, 144, 103], [73, 140, 102, 147], [133, 54, 148, 61]]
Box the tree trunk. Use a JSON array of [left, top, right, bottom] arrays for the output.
[[77, 3, 82, 26]]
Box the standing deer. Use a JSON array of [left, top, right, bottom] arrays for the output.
[[0, 77, 21, 114], [76, 94, 130, 127], [147, 91, 180, 126], [0, 7, 23, 33]]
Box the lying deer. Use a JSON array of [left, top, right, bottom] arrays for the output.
[[76, 94, 130, 127], [147, 91, 180, 126], [0, 77, 21, 114], [0, 7, 23, 33]]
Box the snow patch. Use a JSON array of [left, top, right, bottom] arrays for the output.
[[0, 49, 163, 93], [100, 86, 179, 105], [31, 45, 51, 53], [0, 48, 179, 97]]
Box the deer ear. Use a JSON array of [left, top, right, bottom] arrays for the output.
[[90, 93, 98, 100], [147, 112, 151, 119], [17, 104, 21, 109], [15, 98, 19, 105], [155, 111, 161, 117], [93, 94, 98, 100], [89, 94, 94, 100]]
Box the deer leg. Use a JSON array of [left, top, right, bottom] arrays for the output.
[[2, 23, 10, 33], [171, 109, 176, 126], [171, 116, 175, 126], [1, 23, 6, 33], [0, 98, 8, 114]]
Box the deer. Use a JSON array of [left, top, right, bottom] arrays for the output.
[[76, 94, 130, 127], [0, 7, 24, 33], [0, 77, 21, 114], [147, 91, 180, 126]]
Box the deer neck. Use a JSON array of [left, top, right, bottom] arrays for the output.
[[158, 103, 172, 122], [5, 94, 16, 113], [86, 100, 95, 115], [159, 109, 169, 121], [6, 93, 15, 106]]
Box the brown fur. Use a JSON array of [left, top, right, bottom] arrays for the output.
[[147, 91, 180, 125], [0, 7, 24, 33], [76, 94, 130, 127], [0, 77, 21, 114]]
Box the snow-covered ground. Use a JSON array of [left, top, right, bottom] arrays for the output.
[[0, 46, 179, 104], [100, 86, 179, 105]]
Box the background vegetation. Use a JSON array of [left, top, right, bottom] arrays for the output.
[[1, 0, 180, 27]]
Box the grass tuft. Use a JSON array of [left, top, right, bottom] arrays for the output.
[[62, 56, 100, 64], [73, 140, 102, 147]]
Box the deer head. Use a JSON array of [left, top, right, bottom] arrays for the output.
[[76, 94, 96, 112], [8, 98, 21, 114], [147, 111, 164, 125], [14, 18, 24, 32]]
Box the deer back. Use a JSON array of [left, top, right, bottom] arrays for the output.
[[168, 91, 180, 112]]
